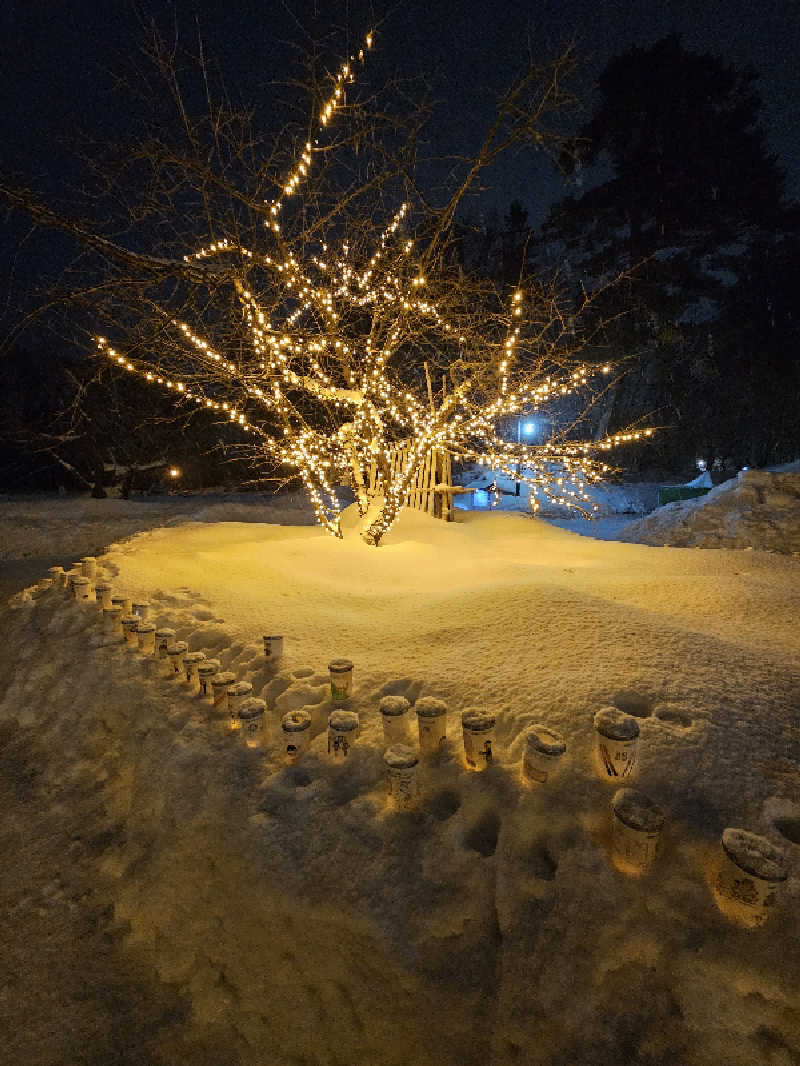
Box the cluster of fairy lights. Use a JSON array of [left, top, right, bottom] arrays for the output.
[[94, 28, 651, 542]]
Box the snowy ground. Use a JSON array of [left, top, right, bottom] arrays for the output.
[[0, 491, 320, 602], [1, 491, 799, 1065], [618, 468, 800, 553]]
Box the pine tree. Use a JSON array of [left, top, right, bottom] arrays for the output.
[[541, 35, 792, 471]]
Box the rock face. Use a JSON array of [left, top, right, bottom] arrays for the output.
[[618, 469, 800, 553]]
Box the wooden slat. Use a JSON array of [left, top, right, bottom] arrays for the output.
[[415, 451, 426, 511], [445, 451, 453, 520], [410, 449, 420, 510], [420, 450, 430, 513], [401, 448, 411, 508], [432, 450, 442, 518], [419, 449, 429, 511], [424, 449, 435, 512], [379, 442, 454, 519]]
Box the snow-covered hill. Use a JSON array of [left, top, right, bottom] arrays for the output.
[[1, 506, 798, 1065]]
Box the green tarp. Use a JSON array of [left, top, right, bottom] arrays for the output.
[[658, 486, 712, 507]]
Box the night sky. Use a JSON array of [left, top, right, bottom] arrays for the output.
[[1, 0, 798, 231]]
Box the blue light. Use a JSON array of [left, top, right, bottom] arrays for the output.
[[523, 422, 536, 435]]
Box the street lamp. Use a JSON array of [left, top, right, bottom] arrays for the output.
[[515, 419, 538, 496]]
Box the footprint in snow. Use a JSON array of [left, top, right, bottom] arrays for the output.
[[275, 681, 328, 714], [187, 626, 231, 653], [524, 839, 558, 881], [774, 816, 800, 846], [426, 788, 461, 822], [613, 689, 653, 718], [284, 767, 313, 789], [655, 706, 694, 728], [380, 677, 424, 703], [463, 810, 500, 857]]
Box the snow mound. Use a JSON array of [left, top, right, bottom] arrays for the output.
[[191, 493, 319, 526], [618, 470, 800, 553], [2, 510, 799, 1064]]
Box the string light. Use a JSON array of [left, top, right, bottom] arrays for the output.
[[93, 30, 652, 545]]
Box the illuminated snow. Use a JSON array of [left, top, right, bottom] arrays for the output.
[[0, 495, 798, 1064]]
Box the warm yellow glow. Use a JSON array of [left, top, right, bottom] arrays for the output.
[[92, 29, 652, 544]]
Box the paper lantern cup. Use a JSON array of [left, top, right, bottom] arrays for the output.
[[461, 710, 496, 771], [522, 724, 566, 786]]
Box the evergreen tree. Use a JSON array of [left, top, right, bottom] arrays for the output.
[[541, 35, 794, 471]]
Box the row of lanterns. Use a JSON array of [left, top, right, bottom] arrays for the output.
[[32, 558, 790, 929]]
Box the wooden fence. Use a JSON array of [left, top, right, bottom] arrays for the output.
[[365, 445, 454, 521]]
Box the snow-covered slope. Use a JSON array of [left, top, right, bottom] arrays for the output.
[[619, 469, 800, 553], [0, 491, 318, 563], [1, 507, 798, 1065]]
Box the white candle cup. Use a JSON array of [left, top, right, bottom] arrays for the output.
[[103, 606, 124, 640], [48, 566, 65, 587], [197, 659, 221, 701], [522, 724, 567, 786], [121, 616, 140, 647], [183, 651, 207, 690], [263, 634, 284, 661], [328, 659, 354, 704], [714, 828, 788, 929], [70, 563, 84, 595], [328, 709, 359, 759], [211, 671, 237, 709], [227, 681, 253, 729], [379, 695, 411, 746], [415, 697, 448, 756], [94, 582, 113, 610], [594, 708, 640, 781], [281, 709, 312, 762], [461, 710, 497, 771], [81, 557, 97, 579], [384, 744, 419, 810], [611, 788, 665, 875], [155, 628, 177, 660], [166, 640, 189, 678], [111, 595, 132, 617], [238, 697, 267, 748], [132, 600, 151, 621], [72, 575, 94, 603], [136, 622, 157, 655]]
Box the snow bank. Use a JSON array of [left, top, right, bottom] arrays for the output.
[[461, 468, 660, 517], [0, 491, 317, 563], [1, 507, 798, 1064], [619, 470, 800, 553]]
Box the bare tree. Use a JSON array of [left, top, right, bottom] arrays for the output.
[[1, 23, 650, 542]]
